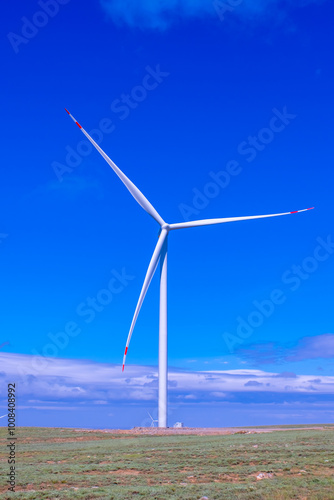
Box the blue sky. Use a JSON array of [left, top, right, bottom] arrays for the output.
[[1, 0, 333, 428]]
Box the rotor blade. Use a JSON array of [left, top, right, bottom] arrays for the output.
[[169, 208, 314, 231], [122, 229, 169, 371], [65, 109, 165, 226]]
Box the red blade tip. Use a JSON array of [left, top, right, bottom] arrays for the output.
[[308, 207, 315, 210], [122, 365, 125, 372], [65, 108, 70, 115]]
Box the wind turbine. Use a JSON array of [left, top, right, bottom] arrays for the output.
[[65, 109, 313, 428], [147, 412, 159, 428]]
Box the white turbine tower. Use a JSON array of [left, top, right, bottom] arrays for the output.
[[65, 109, 314, 428]]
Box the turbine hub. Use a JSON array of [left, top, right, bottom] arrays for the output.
[[158, 223, 170, 238], [161, 223, 170, 232]]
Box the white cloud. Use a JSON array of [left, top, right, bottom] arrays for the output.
[[211, 391, 227, 398], [239, 334, 334, 364], [1, 352, 334, 410], [100, 0, 326, 30], [25, 175, 104, 202], [287, 334, 334, 361]]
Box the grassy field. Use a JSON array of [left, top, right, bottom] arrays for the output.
[[1, 426, 334, 499]]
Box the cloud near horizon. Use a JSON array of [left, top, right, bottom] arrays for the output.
[[1, 353, 333, 427], [1, 353, 334, 410], [100, 0, 325, 30]]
